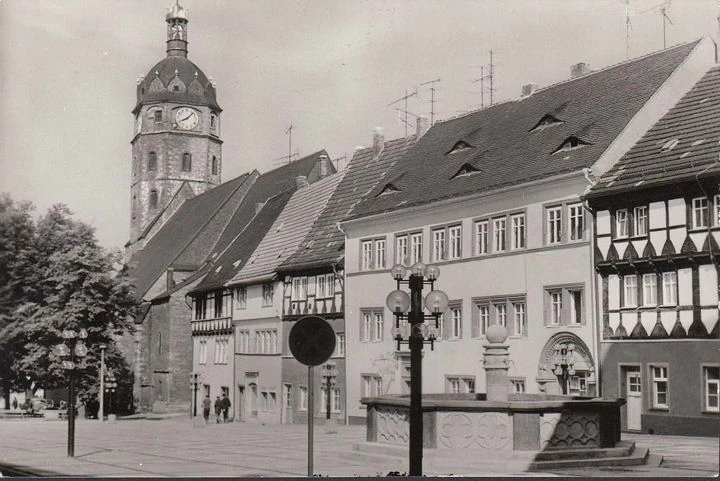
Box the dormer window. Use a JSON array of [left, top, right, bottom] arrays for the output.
[[530, 114, 563, 132], [553, 136, 590, 154], [377, 184, 401, 196], [451, 163, 482, 179], [446, 140, 474, 155]]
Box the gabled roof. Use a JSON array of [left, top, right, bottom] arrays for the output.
[[587, 65, 720, 198], [126, 173, 252, 299], [278, 136, 416, 272], [228, 171, 346, 286], [347, 41, 701, 220], [209, 150, 331, 260], [190, 189, 295, 294]]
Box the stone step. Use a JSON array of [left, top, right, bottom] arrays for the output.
[[528, 446, 650, 471], [533, 441, 635, 461]]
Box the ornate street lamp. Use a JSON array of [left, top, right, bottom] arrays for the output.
[[552, 342, 576, 395], [386, 262, 448, 477], [55, 328, 89, 457], [321, 362, 338, 420]]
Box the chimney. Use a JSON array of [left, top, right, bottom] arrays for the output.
[[166, 268, 175, 291], [373, 127, 385, 157], [318, 154, 330, 179], [521, 83, 538, 97], [295, 175, 309, 188], [570, 62, 590, 79], [416, 116, 430, 138], [255, 202, 264, 214]]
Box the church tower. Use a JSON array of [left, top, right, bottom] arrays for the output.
[[129, 2, 222, 245]]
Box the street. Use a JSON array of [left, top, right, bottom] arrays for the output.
[[0, 416, 717, 477]]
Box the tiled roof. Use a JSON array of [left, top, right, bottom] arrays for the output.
[[279, 136, 416, 272], [348, 41, 701, 220], [209, 151, 330, 260], [190, 189, 295, 294], [228, 171, 346, 286], [587, 64, 720, 197], [126, 173, 252, 298]]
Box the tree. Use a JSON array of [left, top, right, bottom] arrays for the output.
[[0, 199, 138, 408], [0, 194, 36, 408]]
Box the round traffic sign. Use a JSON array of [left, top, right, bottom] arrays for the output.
[[289, 316, 336, 366]]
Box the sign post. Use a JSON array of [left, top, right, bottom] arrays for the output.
[[288, 316, 336, 477]]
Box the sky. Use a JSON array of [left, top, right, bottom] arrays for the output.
[[1, 0, 718, 249]]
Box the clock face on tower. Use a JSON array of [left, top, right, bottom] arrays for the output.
[[175, 107, 199, 130]]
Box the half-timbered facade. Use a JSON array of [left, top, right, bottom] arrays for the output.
[[586, 64, 720, 436]]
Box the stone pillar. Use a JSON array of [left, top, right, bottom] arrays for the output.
[[483, 324, 510, 402]]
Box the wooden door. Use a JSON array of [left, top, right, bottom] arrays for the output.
[[625, 368, 642, 431]]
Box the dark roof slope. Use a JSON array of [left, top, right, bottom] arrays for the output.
[[348, 41, 700, 220], [209, 150, 330, 260], [587, 65, 720, 197], [127, 173, 252, 298], [190, 189, 295, 294], [279, 136, 416, 272], [135, 56, 220, 112]]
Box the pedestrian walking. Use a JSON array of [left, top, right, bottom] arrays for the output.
[[11, 397, 18, 410], [202, 394, 211, 423], [221, 393, 231, 423], [214, 395, 222, 423]]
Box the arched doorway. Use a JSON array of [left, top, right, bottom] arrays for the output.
[[536, 333, 596, 396]]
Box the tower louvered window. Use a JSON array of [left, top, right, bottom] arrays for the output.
[[148, 151, 157, 171], [149, 189, 158, 209], [182, 153, 192, 172]]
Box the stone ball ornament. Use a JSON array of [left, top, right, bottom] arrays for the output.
[[486, 324, 509, 344]]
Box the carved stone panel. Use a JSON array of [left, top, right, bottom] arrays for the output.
[[376, 407, 409, 445], [540, 412, 600, 449], [437, 412, 512, 451]]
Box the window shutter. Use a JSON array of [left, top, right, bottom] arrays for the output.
[[508, 302, 516, 336], [471, 305, 480, 338], [359, 312, 364, 341], [523, 307, 529, 336]]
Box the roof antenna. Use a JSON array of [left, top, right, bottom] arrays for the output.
[[419, 78, 441, 125], [639, 1, 673, 49], [488, 50, 496, 106], [387, 89, 417, 138], [285, 124, 294, 165], [471, 65, 487, 109], [625, 0, 633, 59]]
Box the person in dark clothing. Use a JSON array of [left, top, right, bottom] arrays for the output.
[[214, 396, 222, 423], [220, 394, 231, 423], [202, 394, 211, 423]]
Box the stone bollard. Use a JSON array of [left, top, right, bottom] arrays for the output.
[[483, 324, 510, 402]]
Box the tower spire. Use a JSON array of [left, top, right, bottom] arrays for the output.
[[166, 1, 189, 57]]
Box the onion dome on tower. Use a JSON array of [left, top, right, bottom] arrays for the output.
[[133, 1, 221, 114]]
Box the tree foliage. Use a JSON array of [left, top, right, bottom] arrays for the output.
[[0, 197, 137, 407]]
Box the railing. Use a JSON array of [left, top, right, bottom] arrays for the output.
[[191, 317, 232, 335]]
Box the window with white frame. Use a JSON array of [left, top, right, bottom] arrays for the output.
[[450, 306, 462, 339], [493, 217, 507, 252], [238, 330, 250, 353], [568, 203, 584, 241], [410, 232, 423, 264], [199, 340, 207, 364], [235, 287, 247, 309], [616, 209, 629, 238], [332, 388, 341, 412], [375, 238, 386, 269], [511, 214, 526, 249], [510, 378, 526, 393], [335, 333, 345, 356], [550, 290, 562, 325], [642, 274, 657, 306], [634, 206, 648, 236], [464, 378, 475, 393], [361, 309, 383, 342], [495, 303, 507, 327], [361, 240, 373, 270], [704, 366, 719, 412], [569, 290, 582, 325], [316, 275, 326, 299], [194, 296, 207, 320], [316, 274, 335, 299], [651, 365, 668, 408], [692, 197, 709, 229], [475, 220, 489, 255], [432, 228, 446, 261], [513, 302, 526, 336], [448, 225, 462, 259], [214, 338, 229, 364], [662, 272, 677, 305], [291, 277, 308, 301], [262, 283, 274, 307], [446, 376, 475, 394], [299, 386, 308, 410], [361, 374, 382, 397], [448, 377, 461, 394], [326, 274, 335, 297], [396, 235, 409, 265], [547, 206, 562, 244], [623, 275, 638, 307], [474, 304, 490, 337]]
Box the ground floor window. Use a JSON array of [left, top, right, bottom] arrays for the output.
[[361, 374, 382, 398], [650, 365, 668, 409], [704, 366, 719, 412], [299, 386, 308, 411]]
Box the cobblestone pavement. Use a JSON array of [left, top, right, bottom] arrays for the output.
[[0, 416, 717, 477]]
